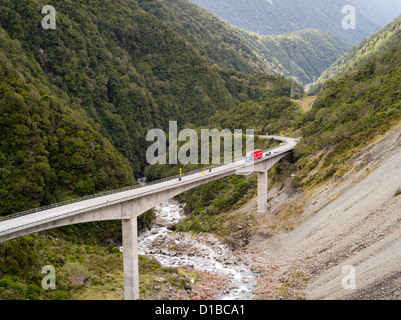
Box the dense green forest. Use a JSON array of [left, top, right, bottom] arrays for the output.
[[138, 0, 352, 86], [236, 28, 350, 85], [0, 234, 189, 300], [308, 15, 401, 94], [0, 0, 281, 178], [189, 0, 380, 43], [145, 94, 302, 232], [0, 0, 301, 216], [143, 84, 297, 183], [0, 27, 135, 216], [137, 0, 267, 74]]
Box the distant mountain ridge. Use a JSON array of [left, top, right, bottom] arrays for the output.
[[352, 0, 401, 27], [188, 0, 381, 44], [236, 28, 351, 85], [139, 0, 351, 85]]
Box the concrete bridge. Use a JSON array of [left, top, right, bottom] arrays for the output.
[[0, 135, 298, 300]]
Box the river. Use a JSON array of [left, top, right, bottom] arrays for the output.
[[137, 199, 257, 300]]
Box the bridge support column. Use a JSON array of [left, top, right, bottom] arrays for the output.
[[257, 171, 268, 214], [122, 218, 140, 300]]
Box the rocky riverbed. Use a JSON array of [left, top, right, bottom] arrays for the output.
[[137, 199, 258, 300]]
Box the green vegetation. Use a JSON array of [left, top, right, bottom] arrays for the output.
[[294, 40, 401, 189], [176, 207, 256, 249], [154, 97, 301, 237], [0, 0, 300, 299], [308, 15, 401, 94], [139, 0, 351, 86], [237, 28, 351, 85], [137, 0, 266, 74], [3, 0, 401, 301], [142, 72, 295, 182], [0, 234, 189, 300], [0, 0, 284, 176], [0, 27, 135, 216], [180, 174, 257, 217], [189, 0, 380, 43], [209, 97, 302, 134], [178, 24, 401, 235]]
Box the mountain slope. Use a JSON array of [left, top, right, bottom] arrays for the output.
[[293, 28, 401, 194], [178, 17, 401, 242], [0, 27, 135, 215], [137, 0, 350, 86], [236, 28, 351, 85], [137, 0, 267, 74], [258, 116, 401, 300], [188, 0, 380, 43], [0, 0, 283, 175], [308, 15, 401, 94], [221, 14, 401, 299]]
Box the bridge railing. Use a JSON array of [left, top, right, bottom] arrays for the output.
[[0, 146, 296, 237], [0, 137, 294, 223], [0, 157, 245, 236], [0, 163, 219, 223]]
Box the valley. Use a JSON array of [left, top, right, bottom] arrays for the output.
[[1, 0, 401, 302]]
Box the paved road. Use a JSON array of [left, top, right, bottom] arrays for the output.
[[0, 135, 298, 240]]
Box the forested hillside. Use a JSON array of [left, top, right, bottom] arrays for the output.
[[237, 28, 350, 85], [177, 17, 401, 239], [294, 38, 401, 189], [137, 0, 267, 74], [0, 0, 301, 300], [2, 0, 401, 301], [188, 0, 380, 43], [1, 0, 283, 179], [308, 15, 401, 94], [137, 0, 350, 86], [0, 27, 136, 216]]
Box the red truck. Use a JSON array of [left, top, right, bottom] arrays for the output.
[[245, 149, 263, 162]]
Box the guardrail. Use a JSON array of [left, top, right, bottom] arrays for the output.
[[0, 162, 226, 223], [0, 136, 295, 226], [0, 146, 295, 237]]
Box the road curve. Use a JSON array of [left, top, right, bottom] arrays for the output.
[[0, 135, 299, 240]]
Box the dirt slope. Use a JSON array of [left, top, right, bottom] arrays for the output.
[[257, 121, 401, 299]]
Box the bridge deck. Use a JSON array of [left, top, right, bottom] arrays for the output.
[[0, 135, 297, 241]]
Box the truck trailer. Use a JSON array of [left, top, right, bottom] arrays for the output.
[[245, 149, 263, 162]]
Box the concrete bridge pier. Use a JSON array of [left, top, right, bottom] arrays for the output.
[[254, 152, 289, 214], [257, 171, 268, 214], [122, 218, 140, 300]]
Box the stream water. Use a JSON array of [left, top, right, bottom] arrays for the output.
[[137, 199, 257, 300]]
